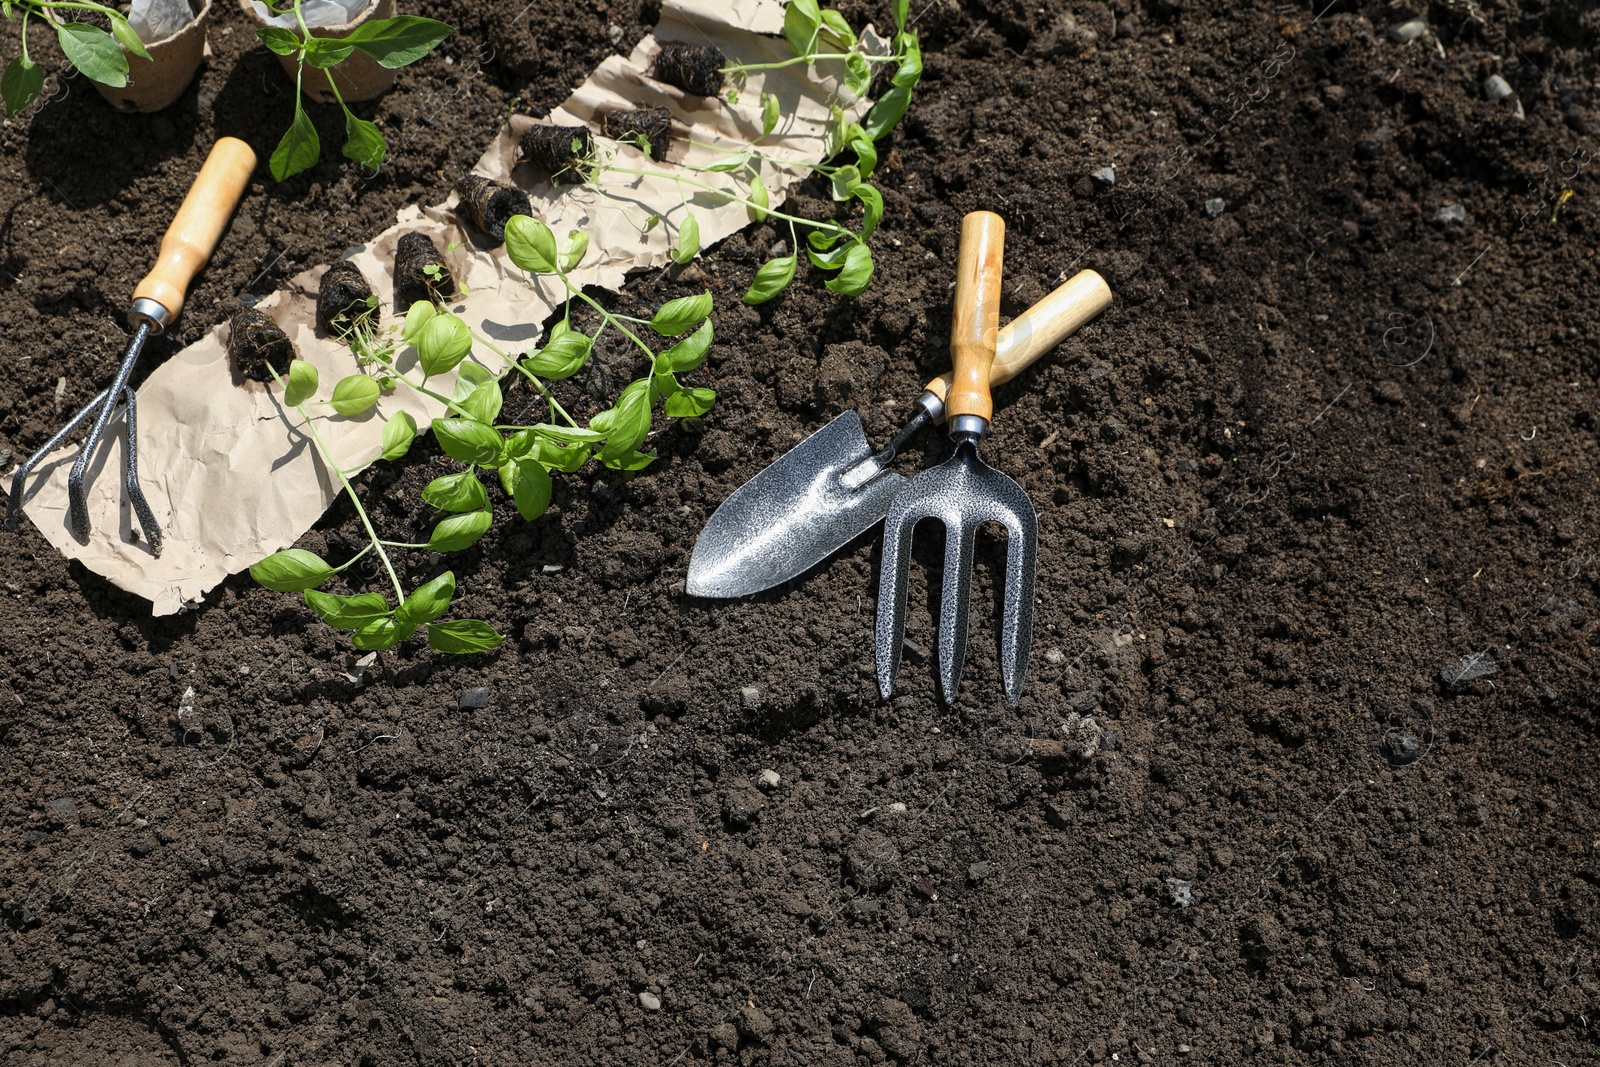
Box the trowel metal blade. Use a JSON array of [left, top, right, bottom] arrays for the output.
[[686, 410, 910, 598]]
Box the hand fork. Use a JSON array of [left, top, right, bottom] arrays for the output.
[[876, 211, 1037, 706], [4, 137, 257, 554]]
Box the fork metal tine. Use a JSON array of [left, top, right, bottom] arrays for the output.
[[938, 512, 976, 703]]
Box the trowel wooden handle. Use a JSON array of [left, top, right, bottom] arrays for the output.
[[924, 269, 1112, 403], [944, 211, 1005, 423], [131, 137, 257, 323]]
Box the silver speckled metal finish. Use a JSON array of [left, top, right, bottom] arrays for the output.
[[686, 411, 909, 597], [876, 435, 1037, 706]]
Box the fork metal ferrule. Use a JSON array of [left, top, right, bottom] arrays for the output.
[[947, 414, 988, 439]]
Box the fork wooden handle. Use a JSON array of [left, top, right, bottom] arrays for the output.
[[924, 269, 1112, 402], [944, 211, 1006, 424], [131, 137, 257, 323]]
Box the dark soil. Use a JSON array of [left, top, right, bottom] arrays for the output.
[[4, 0, 1600, 1064]]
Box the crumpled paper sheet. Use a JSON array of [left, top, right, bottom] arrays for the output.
[[20, 0, 882, 616]]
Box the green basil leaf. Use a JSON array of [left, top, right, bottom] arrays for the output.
[[505, 458, 553, 520], [270, 101, 321, 181], [422, 470, 489, 513], [330, 374, 381, 416], [521, 325, 593, 380], [893, 0, 909, 32], [536, 438, 590, 471], [380, 411, 417, 461], [661, 317, 714, 372], [401, 299, 436, 343], [109, 16, 152, 62], [650, 291, 713, 336], [521, 423, 606, 445], [783, 0, 821, 59], [664, 386, 716, 418], [892, 31, 922, 88], [600, 448, 658, 471], [416, 313, 472, 376], [850, 134, 878, 180], [743, 255, 796, 305], [426, 619, 504, 654], [843, 51, 871, 98], [805, 240, 853, 270], [343, 15, 454, 68], [342, 113, 386, 170], [829, 163, 860, 202], [304, 590, 391, 629], [431, 418, 503, 467], [505, 215, 558, 273], [459, 379, 503, 425], [862, 84, 912, 141], [426, 509, 493, 552], [395, 571, 455, 630], [818, 8, 857, 49], [825, 242, 874, 296], [705, 153, 750, 173], [594, 378, 654, 458], [350, 617, 402, 650], [301, 35, 356, 68], [283, 360, 319, 406], [1, 55, 44, 118], [852, 181, 884, 239], [748, 172, 770, 222], [56, 22, 127, 88], [671, 211, 700, 265], [761, 92, 781, 136], [560, 229, 590, 272], [249, 548, 335, 591], [257, 26, 300, 55], [807, 228, 842, 251]]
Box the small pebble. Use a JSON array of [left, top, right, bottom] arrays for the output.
[[608, 23, 623, 43], [638, 991, 661, 1011], [1434, 203, 1466, 224], [1043, 648, 1065, 665], [1387, 733, 1423, 763], [887, 802, 907, 814], [740, 686, 761, 709], [1204, 197, 1226, 218], [592, 481, 616, 502], [758, 769, 781, 790], [1166, 877, 1193, 907], [768, 240, 788, 257], [1386, 18, 1426, 43], [1482, 75, 1513, 101], [967, 861, 991, 881], [459, 687, 490, 710], [130, 841, 153, 858], [1091, 165, 1117, 187], [542, 563, 565, 575]]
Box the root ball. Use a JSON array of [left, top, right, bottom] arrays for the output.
[[228, 308, 296, 383], [393, 232, 456, 312], [316, 260, 376, 336], [455, 173, 532, 245], [601, 106, 675, 161], [518, 125, 595, 185], [654, 42, 725, 97]]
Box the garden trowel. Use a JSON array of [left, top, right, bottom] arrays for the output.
[[686, 268, 1112, 597]]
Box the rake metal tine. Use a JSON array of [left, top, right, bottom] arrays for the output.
[[937, 513, 977, 705], [67, 320, 152, 544], [1000, 512, 1037, 707], [875, 501, 919, 701], [4, 386, 114, 533], [120, 386, 163, 556]]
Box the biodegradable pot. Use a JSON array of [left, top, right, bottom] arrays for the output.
[[239, 0, 398, 103], [93, 0, 213, 113]]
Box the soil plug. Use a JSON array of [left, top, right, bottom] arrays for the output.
[[601, 106, 675, 161], [393, 232, 456, 311], [653, 42, 725, 97], [455, 174, 532, 245], [518, 125, 595, 185], [316, 260, 376, 336], [228, 308, 297, 383]]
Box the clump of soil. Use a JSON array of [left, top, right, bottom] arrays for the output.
[[454, 173, 531, 245], [653, 41, 724, 97], [315, 260, 376, 336], [226, 308, 295, 382], [601, 106, 674, 161], [392, 232, 456, 311], [518, 124, 595, 184]]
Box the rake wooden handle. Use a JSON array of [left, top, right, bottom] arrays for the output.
[[944, 211, 1006, 424], [131, 136, 257, 323], [924, 269, 1112, 403]]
